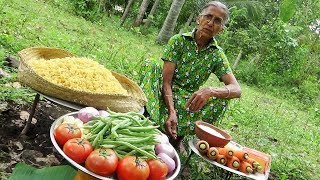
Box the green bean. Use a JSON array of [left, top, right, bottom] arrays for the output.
[[110, 119, 130, 138], [126, 149, 137, 156], [85, 120, 99, 126], [114, 151, 124, 159], [115, 149, 128, 155], [92, 124, 110, 148], [87, 134, 98, 141], [103, 140, 156, 159], [127, 126, 159, 132], [82, 111, 162, 159], [114, 145, 131, 151], [116, 129, 150, 137], [82, 125, 94, 129], [97, 117, 113, 125], [92, 133, 102, 148], [109, 114, 142, 126], [92, 121, 106, 134], [114, 122, 133, 131], [116, 136, 153, 144], [139, 145, 155, 151], [100, 144, 117, 149]]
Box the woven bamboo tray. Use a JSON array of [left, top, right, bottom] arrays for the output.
[[18, 47, 147, 113]]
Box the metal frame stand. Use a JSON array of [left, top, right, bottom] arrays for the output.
[[19, 92, 144, 135], [20, 91, 87, 135], [20, 93, 40, 135]]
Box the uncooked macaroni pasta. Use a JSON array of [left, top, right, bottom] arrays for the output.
[[28, 57, 128, 95]]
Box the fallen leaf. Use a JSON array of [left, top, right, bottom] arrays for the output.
[[12, 82, 21, 88], [19, 111, 37, 124], [0, 102, 9, 112], [14, 141, 24, 151], [0, 68, 11, 78]]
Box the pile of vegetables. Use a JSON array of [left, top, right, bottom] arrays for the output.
[[53, 107, 177, 180], [196, 140, 264, 175]]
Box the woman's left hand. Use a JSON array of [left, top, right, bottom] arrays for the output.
[[185, 87, 212, 111]]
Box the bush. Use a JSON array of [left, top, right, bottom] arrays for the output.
[[219, 7, 319, 105]]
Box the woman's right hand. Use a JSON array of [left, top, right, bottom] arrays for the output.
[[164, 113, 178, 140]]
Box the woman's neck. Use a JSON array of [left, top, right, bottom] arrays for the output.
[[195, 31, 212, 50]]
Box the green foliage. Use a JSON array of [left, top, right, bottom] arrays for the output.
[[204, 76, 320, 179], [68, 0, 102, 21], [0, 83, 35, 105], [1, 0, 319, 179], [145, 0, 172, 29], [218, 3, 319, 106], [226, 0, 265, 23], [0, 0, 162, 103], [279, 0, 298, 23]]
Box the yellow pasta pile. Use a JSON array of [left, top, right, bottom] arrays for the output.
[[28, 57, 128, 95]]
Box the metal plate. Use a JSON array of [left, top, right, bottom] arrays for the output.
[[50, 112, 180, 180], [189, 139, 270, 180], [40, 92, 145, 114]]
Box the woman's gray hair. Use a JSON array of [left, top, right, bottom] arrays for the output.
[[200, 1, 229, 25]]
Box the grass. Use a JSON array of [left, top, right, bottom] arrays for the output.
[[0, 0, 163, 80], [1, 0, 319, 179], [221, 84, 320, 179]]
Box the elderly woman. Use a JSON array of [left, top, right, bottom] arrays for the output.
[[139, 1, 241, 151]]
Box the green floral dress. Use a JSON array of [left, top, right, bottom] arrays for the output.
[[139, 30, 232, 136]]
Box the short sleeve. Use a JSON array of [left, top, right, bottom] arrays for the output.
[[212, 48, 232, 81], [161, 34, 182, 63]]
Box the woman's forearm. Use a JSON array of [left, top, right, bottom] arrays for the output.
[[209, 84, 241, 99], [162, 61, 176, 115], [210, 73, 241, 99], [163, 83, 176, 115]]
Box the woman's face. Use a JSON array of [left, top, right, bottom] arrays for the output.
[[197, 5, 226, 39]]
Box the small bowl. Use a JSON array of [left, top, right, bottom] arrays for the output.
[[195, 121, 232, 147]]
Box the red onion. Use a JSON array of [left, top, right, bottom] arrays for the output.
[[155, 143, 175, 158], [155, 134, 169, 144], [77, 107, 99, 123], [157, 153, 176, 174], [98, 110, 109, 117]]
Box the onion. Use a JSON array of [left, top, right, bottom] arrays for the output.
[[77, 107, 99, 123], [98, 110, 109, 117], [161, 133, 170, 143], [158, 153, 176, 174], [155, 143, 175, 158], [155, 134, 169, 144]]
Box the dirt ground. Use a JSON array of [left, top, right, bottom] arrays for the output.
[[0, 99, 74, 176]]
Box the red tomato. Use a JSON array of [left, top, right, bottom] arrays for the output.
[[147, 159, 168, 180], [117, 156, 150, 180], [85, 148, 118, 177], [63, 138, 93, 163], [54, 123, 81, 146]]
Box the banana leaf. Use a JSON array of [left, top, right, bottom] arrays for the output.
[[9, 163, 76, 180]]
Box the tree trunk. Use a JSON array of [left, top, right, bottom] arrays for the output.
[[233, 49, 243, 69], [144, 0, 161, 28], [179, 12, 194, 34], [133, 0, 150, 27], [100, 0, 106, 13], [120, 0, 135, 26], [157, 0, 186, 44]]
